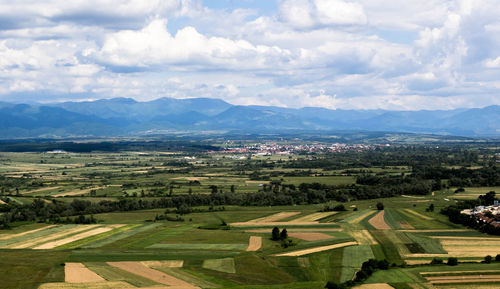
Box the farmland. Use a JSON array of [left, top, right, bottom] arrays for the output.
[[0, 142, 499, 288]]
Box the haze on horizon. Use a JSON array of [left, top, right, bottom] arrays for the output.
[[0, 0, 499, 111]]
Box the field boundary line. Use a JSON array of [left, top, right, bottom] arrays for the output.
[[273, 241, 358, 256], [8, 225, 99, 249], [403, 209, 433, 221], [34, 226, 114, 249], [0, 225, 56, 241]]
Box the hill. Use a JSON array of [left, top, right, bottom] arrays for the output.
[[0, 97, 497, 138]]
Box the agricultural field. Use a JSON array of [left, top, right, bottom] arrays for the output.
[[0, 144, 499, 289]]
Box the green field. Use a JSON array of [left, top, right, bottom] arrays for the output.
[[0, 147, 499, 289]]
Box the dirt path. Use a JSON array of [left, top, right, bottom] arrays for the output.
[[8, 225, 98, 249], [291, 212, 337, 222], [399, 229, 469, 233], [353, 284, 394, 289], [288, 232, 334, 241], [426, 274, 500, 284], [34, 226, 115, 249], [421, 270, 500, 275], [141, 260, 184, 268], [107, 261, 199, 288], [397, 221, 414, 229], [21, 186, 61, 195], [231, 221, 332, 227], [349, 230, 377, 245], [53, 186, 106, 197], [433, 236, 500, 241], [0, 199, 6, 205], [368, 211, 391, 230], [0, 225, 56, 241], [39, 281, 134, 289], [348, 210, 376, 224], [249, 212, 301, 223], [245, 228, 342, 233], [246, 236, 262, 251], [172, 177, 208, 181], [404, 209, 433, 220], [65, 263, 105, 283], [273, 241, 358, 256]]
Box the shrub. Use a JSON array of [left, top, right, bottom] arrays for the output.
[[376, 202, 384, 210], [430, 258, 443, 265], [447, 257, 458, 266], [272, 227, 280, 241], [280, 228, 288, 240], [484, 255, 492, 264]]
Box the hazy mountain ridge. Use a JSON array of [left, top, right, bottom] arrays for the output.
[[0, 97, 498, 138]]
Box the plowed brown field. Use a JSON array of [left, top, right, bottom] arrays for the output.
[[368, 211, 391, 230], [65, 263, 104, 283], [107, 261, 199, 288]]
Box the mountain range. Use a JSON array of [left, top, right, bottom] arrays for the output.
[[0, 97, 498, 138]]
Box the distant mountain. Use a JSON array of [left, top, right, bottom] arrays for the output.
[[55, 97, 232, 121], [0, 97, 497, 138]]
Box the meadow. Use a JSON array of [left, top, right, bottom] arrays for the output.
[[0, 145, 499, 289]]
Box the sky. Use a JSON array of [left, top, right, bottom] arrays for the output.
[[0, 0, 499, 110]]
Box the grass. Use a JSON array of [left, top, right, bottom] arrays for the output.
[[371, 230, 404, 265], [341, 209, 376, 224], [271, 257, 310, 282], [219, 281, 326, 289], [83, 223, 159, 248], [57, 225, 137, 249], [364, 268, 415, 284], [160, 227, 251, 244], [340, 245, 375, 282], [84, 262, 160, 287], [283, 176, 356, 186], [203, 258, 236, 273], [303, 248, 344, 283], [101, 224, 192, 249], [148, 243, 248, 250], [67, 249, 240, 262], [0, 250, 69, 289], [0, 151, 493, 289], [233, 255, 296, 284], [404, 232, 446, 254], [153, 267, 220, 288], [0, 225, 77, 247], [397, 209, 452, 230]]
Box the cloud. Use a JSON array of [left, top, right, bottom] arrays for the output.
[[95, 19, 292, 70], [0, 0, 498, 111], [278, 0, 367, 29], [0, 0, 200, 29]]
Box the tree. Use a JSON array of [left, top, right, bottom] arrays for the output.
[[484, 255, 493, 263], [324, 281, 341, 289], [428, 204, 434, 212], [230, 185, 235, 193], [447, 257, 458, 266], [280, 228, 288, 240], [376, 202, 384, 210], [496, 254, 500, 262], [272, 227, 280, 241], [210, 185, 218, 194]]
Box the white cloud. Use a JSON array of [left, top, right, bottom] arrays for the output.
[[0, 0, 200, 29], [0, 0, 498, 110], [485, 57, 500, 68], [96, 19, 292, 70], [279, 0, 367, 28]]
